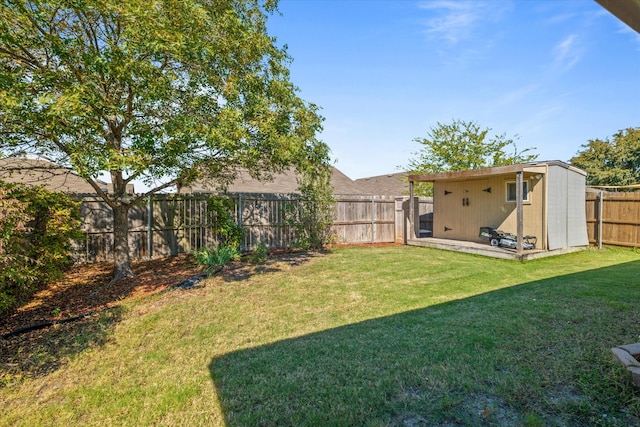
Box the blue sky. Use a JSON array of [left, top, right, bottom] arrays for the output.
[[267, 0, 640, 180]]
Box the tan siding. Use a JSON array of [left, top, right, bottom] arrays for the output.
[[496, 174, 545, 247], [433, 174, 545, 246]]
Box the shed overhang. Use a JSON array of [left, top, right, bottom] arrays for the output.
[[596, 0, 640, 34], [408, 161, 585, 183]]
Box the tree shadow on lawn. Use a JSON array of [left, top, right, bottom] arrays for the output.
[[0, 307, 124, 386], [222, 251, 322, 282], [210, 260, 640, 426]]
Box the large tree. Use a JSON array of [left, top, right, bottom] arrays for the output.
[[570, 128, 640, 186], [406, 119, 537, 195], [0, 0, 329, 280]]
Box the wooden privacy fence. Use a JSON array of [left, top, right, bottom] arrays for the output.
[[586, 191, 640, 248], [74, 193, 434, 262], [73, 190, 640, 263]]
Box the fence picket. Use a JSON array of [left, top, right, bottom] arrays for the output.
[[73, 194, 432, 262], [586, 192, 640, 248]]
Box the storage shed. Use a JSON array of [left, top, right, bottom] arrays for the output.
[[407, 161, 589, 256]]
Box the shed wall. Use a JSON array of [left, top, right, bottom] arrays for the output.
[[546, 165, 588, 250], [565, 167, 589, 247], [432, 174, 545, 245], [547, 166, 568, 249]]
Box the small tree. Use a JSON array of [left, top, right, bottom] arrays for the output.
[[286, 145, 336, 251], [406, 119, 537, 195], [206, 194, 243, 249], [192, 194, 243, 276], [570, 128, 640, 186]]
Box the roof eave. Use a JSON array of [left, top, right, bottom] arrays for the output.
[[596, 0, 640, 34], [408, 161, 586, 183]]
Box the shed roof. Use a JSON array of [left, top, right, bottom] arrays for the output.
[[408, 161, 586, 183]]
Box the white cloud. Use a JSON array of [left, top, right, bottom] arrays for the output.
[[497, 84, 541, 106], [418, 0, 510, 44], [553, 34, 582, 71], [419, 1, 479, 43]]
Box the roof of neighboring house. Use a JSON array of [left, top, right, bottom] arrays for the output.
[[185, 167, 364, 195], [0, 157, 132, 194], [1, 156, 416, 196], [408, 161, 586, 183], [0, 157, 100, 193], [353, 172, 409, 196]]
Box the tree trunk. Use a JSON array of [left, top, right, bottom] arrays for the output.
[[112, 203, 134, 280]]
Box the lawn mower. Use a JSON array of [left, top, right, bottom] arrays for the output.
[[479, 227, 537, 250]]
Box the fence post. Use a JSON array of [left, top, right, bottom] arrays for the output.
[[237, 193, 244, 250], [598, 191, 604, 250], [371, 195, 375, 243], [147, 195, 152, 259]]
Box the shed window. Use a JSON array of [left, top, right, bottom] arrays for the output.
[[506, 180, 529, 202]]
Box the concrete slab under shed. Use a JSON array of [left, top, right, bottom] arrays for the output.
[[407, 237, 586, 261]]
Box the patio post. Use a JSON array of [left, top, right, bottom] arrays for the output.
[[516, 171, 523, 254], [409, 180, 415, 240]]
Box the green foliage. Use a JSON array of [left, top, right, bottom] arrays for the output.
[[0, 0, 329, 280], [0, 182, 83, 315], [407, 119, 538, 195], [248, 243, 269, 264], [0, 186, 33, 313], [286, 155, 336, 250], [193, 244, 240, 276], [206, 195, 243, 248], [570, 127, 640, 186]]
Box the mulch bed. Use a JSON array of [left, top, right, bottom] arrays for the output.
[[0, 254, 207, 382], [0, 254, 205, 338]]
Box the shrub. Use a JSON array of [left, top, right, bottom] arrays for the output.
[[193, 244, 240, 276], [0, 187, 34, 313], [248, 243, 268, 264], [0, 182, 83, 315], [207, 195, 243, 248], [285, 167, 336, 251]]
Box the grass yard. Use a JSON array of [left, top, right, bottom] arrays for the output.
[[2, 245, 640, 426]]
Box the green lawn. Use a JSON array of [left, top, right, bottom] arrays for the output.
[[2, 245, 640, 426]]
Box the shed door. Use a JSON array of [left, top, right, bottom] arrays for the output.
[[438, 180, 490, 241]]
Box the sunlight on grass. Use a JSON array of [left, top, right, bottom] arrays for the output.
[[2, 246, 640, 426]]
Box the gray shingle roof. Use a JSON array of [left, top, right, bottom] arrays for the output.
[[1, 157, 406, 196], [353, 172, 409, 196], [0, 157, 129, 194], [185, 167, 364, 195], [0, 158, 100, 193]]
